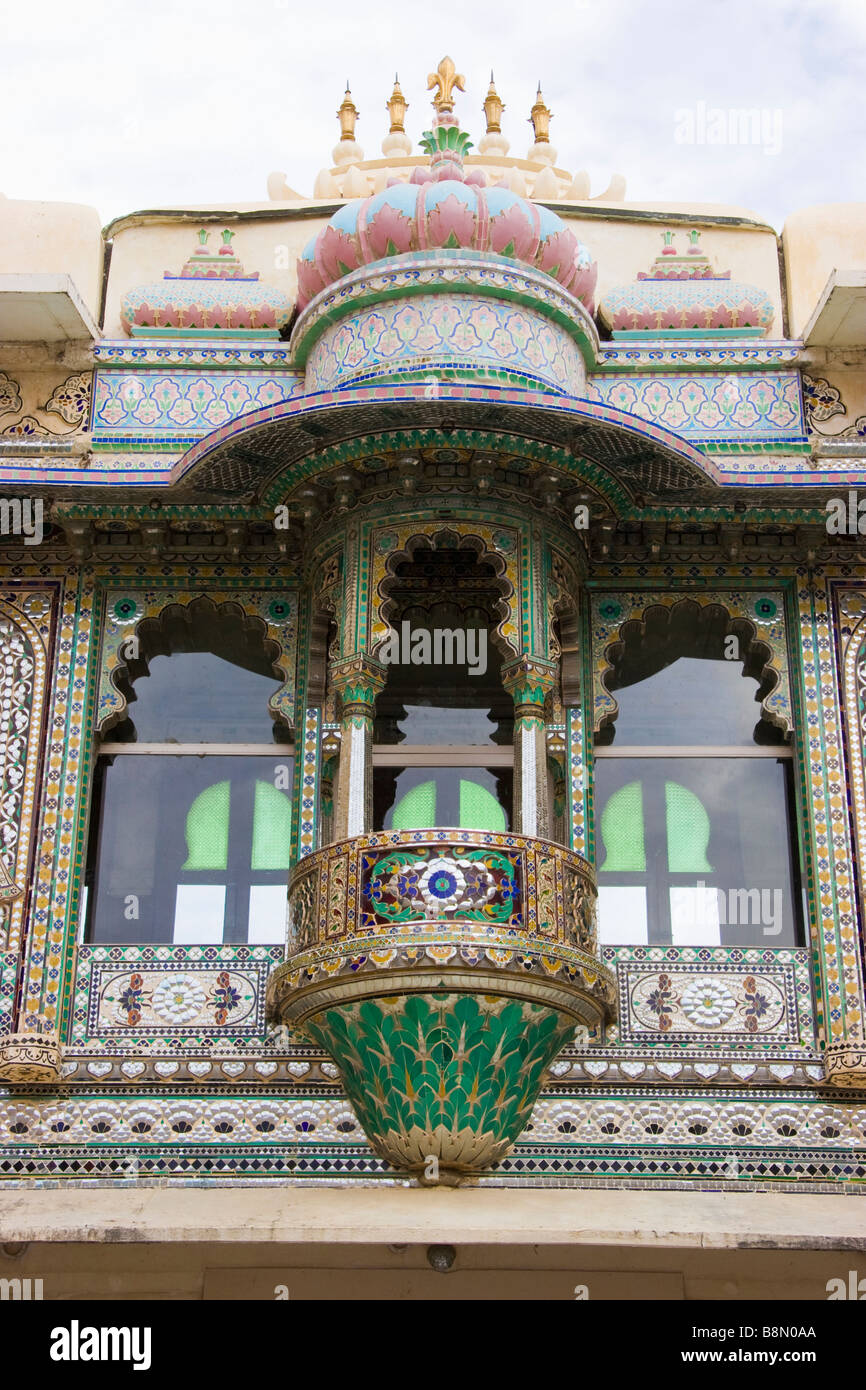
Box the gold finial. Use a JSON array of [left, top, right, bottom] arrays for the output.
[[483, 71, 504, 134], [337, 82, 359, 141], [529, 82, 552, 143], [386, 75, 408, 133], [427, 55, 465, 115]]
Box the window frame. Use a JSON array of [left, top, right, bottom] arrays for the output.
[[594, 736, 803, 949], [84, 739, 295, 947]]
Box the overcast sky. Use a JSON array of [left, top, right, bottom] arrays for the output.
[[1, 0, 863, 230]]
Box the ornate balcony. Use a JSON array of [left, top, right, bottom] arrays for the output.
[[267, 828, 615, 1179]]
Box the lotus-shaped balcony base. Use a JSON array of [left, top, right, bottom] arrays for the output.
[[302, 990, 578, 1176], [267, 829, 616, 1179]]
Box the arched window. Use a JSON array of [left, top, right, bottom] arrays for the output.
[[370, 542, 513, 832], [593, 612, 804, 947], [84, 609, 293, 945]]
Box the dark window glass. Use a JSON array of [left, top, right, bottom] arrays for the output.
[[373, 627, 512, 746], [594, 756, 803, 946], [608, 657, 778, 746], [113, 651, 289, 744], [85, 754, 293, 945]]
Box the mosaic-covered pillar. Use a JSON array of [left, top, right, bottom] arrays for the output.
[[825, 584, 866, 1088], [0, 588, 63, 1085], [502, 655, 557, 839], [330, 654, 386, 839]]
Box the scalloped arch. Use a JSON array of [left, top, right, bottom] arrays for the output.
[[590, 591, 792, 736], [97, 589, 297, 735], [369, 522, 520, 661]]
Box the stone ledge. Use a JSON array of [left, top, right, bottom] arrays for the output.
[[1, 1185, 866, 1249]]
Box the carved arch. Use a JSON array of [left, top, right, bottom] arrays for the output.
[[590, 591, 792, 736], [97, 588, 297, 735], [370, 522, 521, 660]]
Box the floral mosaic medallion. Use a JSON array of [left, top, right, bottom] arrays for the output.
[[620, 961, 796, 1042], [678, 978, 739, 1028], [302, 992, 577, 1177], [364, 848, 518, 924], [106, 969, 251, 1030], [75, 948, 283, 1047]]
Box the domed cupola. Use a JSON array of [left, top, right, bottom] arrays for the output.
[[291, 79, 598, 396], [296, 127, 597, 311]]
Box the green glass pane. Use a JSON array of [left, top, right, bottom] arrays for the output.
[[599, 780, 646, 871], [459, 778, 506, 832], [251, 780, 292, 870], [665, 781, 713, 872], [182, 780, 230, 870], [391, 779, 437, 830]]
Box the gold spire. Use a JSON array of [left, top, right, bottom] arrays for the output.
[[386, 75, 408, 133], [337, 82, 359, 142], [483, 71, 504, 134], [528, 82, 552, 143], [427, 55, 465, 115]]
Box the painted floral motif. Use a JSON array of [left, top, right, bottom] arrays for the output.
[[210, 971, 242, 1026], [93, 371, 302, 438], [741, 974, 771, 1033], [0, 374, 22, 419], [415, 858, 495, 915], [590, 371, 803, 440], [43, 372, 92, 426], [644, 972, 674, 1032], [116, 973, 144, 1026], [802, 372, 847, 427], [305, 293, 583, 395]]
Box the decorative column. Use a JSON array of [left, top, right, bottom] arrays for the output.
[[502, 654, 557, 839], [330, 654, 386, 840], [824, 588, 866, 1089]]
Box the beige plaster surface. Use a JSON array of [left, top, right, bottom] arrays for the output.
[[559, 214, 783, 328], [0, 199, 103, 322], [783, 203, 866, 340], [2, 1184, 865, 1248], [102, 219, 312, 337], [1, 1187, 864, 1299]]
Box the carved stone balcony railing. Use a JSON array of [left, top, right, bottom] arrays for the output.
[[267, 828, 616, 1179]]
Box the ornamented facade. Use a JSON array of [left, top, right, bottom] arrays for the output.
[[1, 58, 866, 1261]]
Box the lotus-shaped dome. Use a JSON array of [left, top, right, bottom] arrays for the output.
[[297, 128, 597, 313]]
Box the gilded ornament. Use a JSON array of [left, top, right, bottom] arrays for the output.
[[427, 55, 465, 115]]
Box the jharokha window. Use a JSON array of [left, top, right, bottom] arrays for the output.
[[84, 606, 293, 945], [593, 605, 804, 948], [371, 543, 514, 833]]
